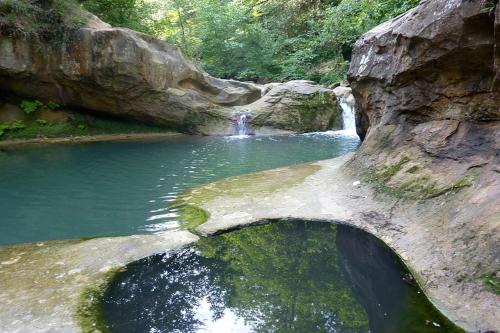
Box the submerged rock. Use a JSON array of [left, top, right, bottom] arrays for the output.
[[0, 14, 339, 135]]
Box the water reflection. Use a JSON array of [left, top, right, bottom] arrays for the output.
[[102, 221, 463, 333]]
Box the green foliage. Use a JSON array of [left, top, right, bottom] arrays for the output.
[[0, 0, 87, 43], [0, 113, 172, 140], [196, 222, 370, 332], [20, 100, 44, 114], [46, 101, 60, 110], [0, 120, 25, 137], [81, 0, 418, 84], [80, 0, 159, 34], [482, 272, 500, 295], [20, 99, 61, 114]]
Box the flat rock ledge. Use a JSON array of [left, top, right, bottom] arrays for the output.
[[0, 231, 198, 333], [0, 154, 498, 332]]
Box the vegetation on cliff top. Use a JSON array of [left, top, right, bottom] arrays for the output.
[[0, 0, 86, 43], [80, 0, 418, 83], [1, 0, 418, 83]]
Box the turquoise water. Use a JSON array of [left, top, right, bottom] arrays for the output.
[[102, 221, 464, 333], [0, 133, 359, 245]]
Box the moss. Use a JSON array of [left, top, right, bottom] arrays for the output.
[[406, 165, 419, 174], [75, 268, 123, 333], [0, 113, 173, 141], [177, 204, 210, 230], [283, 91, 339, 132], [365, 167, 476, 200], [174, 163, 321, 229], [184, 163, 320, 204], [378, 155, 410, 181], [481, 272, 500, 295]]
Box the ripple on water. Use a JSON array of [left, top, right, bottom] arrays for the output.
[[0, 134, 360, 245]]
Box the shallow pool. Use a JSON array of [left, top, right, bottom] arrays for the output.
[[101, 221, 463, 333], [0, 133, 359, 245]]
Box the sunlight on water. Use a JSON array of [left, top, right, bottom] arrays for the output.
[[0, 134, 359, 245]]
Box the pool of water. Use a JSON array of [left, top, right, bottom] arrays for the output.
[[0, 133, 359, 245], [101, 221, 463, 333]]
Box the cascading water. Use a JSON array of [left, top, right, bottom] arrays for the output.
[[232, 111, 253, 136], [323, 86, 359, 139], [339, 94, 357, 133]]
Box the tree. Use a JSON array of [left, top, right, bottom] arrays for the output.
[[80, 0, 420, 83]]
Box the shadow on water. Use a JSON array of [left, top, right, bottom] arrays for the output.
[[101, 221, 464, 333]]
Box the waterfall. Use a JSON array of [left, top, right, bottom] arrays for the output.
[[339, 95, 357, 133], [329, 86, 358, 138], [232, 111, 253, 136]]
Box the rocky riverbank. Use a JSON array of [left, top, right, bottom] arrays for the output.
[[0, 132, 184, 149]]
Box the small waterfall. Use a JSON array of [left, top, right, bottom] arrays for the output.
[[331, 86, 358, 138], [232, 111, 253, 136], [339, 95, 357, 133]]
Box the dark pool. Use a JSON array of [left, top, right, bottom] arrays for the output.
[[0, 133, 358, 245], [101, 221, 463, 333]]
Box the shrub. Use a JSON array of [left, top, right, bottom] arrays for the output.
[[46, 101, 60, 110], [0, 120, 26, 137], [20, 99, 61, 115], [20, 99, 44, 114]]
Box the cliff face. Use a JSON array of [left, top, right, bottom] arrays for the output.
[[0, 15, 259, 132], [0, 14, 339, 135], [348, 1, 499, 330], [349, 0, 499, 199]]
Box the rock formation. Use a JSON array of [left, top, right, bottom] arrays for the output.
[[349, 0, 499, 200], [348, 0, 499, 330], [238, 80, 341, 135], [0, 14, 339, 135]]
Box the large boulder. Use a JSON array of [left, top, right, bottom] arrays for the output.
[[0, 23, 260, 132], [243, 80, 341, 134], [0, 14, 339, 135], [348, 0, 499, 190], [348, 1, 499, 330], [194, 80, 342, 136]]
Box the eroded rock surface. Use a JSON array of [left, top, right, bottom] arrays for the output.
[[246, 80, 341, 133], [347, 0, 499, 330], [0, 15, 339, 135], [0, 22, 260, 132], [178, 154, 499, 332], [0, 231, 198, 332]]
